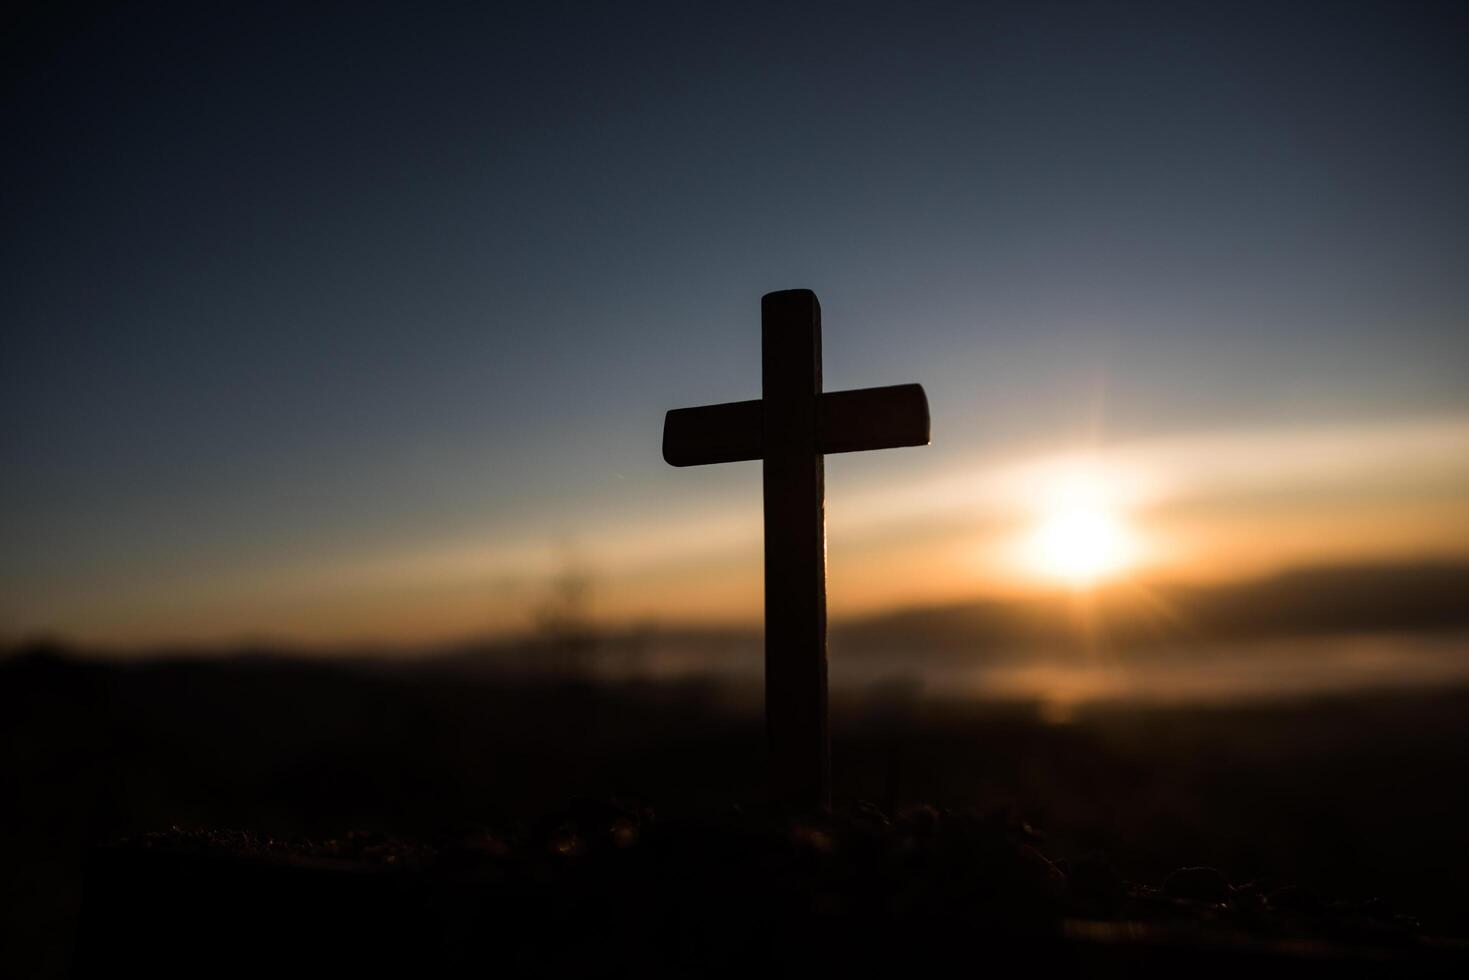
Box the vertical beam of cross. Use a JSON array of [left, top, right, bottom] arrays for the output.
[[761, 289, 829, 812]]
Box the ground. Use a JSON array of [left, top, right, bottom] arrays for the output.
[[5, 647, 1469, 975]]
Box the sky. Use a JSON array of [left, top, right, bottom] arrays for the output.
[[3, 0, 1467, 647]]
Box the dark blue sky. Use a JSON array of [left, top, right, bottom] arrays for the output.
[[3, 1, 1466, 643]]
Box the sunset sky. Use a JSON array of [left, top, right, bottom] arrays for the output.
[[3, 1, 1467, 647]]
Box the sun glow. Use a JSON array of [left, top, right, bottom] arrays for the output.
[[1029, 505, 1134, 585], [1018, 463, 1143, 587]]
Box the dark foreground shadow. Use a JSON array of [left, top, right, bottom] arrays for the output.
[[5, 644, 1469, 975]]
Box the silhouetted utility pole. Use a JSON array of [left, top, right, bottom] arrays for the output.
[[663, 289, 929, 812]]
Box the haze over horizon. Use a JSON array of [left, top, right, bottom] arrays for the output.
[[4, 1, 1467, 648]]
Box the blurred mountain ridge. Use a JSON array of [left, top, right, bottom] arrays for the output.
[[6, 560, 1466, 669]]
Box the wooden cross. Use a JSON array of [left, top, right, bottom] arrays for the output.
[[662, 289, 929, 811]]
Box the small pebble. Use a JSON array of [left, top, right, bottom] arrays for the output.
[[1164, 866, 1231, 902]]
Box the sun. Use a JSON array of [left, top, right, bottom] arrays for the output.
[[1019, 466, 1141, 587], [1028, 505, 1133, 585]]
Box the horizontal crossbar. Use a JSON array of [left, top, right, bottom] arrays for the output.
[[663, 383, 929, 467]]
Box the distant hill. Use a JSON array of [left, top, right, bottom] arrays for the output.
[[5, 561, 1465, 671], [833, 561, 1469, 659], [440, 561, 1469, 673]]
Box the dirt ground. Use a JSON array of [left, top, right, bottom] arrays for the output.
[[5, 648, 1469, 976]]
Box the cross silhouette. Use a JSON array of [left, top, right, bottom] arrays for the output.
[[663, 289, 930, 811]]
